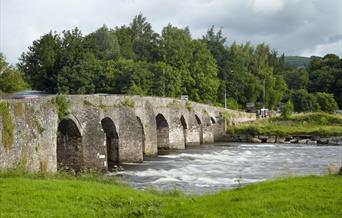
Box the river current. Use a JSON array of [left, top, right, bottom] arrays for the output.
[[111, 143, 342, 194]]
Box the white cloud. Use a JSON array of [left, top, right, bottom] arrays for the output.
[[301, 40, 342, 57], [250, 0, 286, 14]]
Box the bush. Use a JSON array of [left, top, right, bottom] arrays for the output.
[[55, 95, 69, 120], [281, 100, 293, 118], [226, 98, 240, 110], [291, 89, 320, 112], [314, 92, 338, 113], [0, 69, 30, 93]]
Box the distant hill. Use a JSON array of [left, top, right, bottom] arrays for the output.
[[285, 56, 311, 68]]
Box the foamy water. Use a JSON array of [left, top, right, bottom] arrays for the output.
[[110, 143, 342, 194]]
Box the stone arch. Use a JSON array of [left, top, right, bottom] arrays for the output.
[[101, 117, 119, 170], [195, 114, 203, 144], [136, 116, 145, 156], [57, 118, 82, 172], [156, 113, 169, 150]]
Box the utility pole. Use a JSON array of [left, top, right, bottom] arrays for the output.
[[263, 78, 266, 109], [163, 69, 165, 97], [224, 88, 227, 109]]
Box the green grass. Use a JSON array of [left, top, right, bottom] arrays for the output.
[[228, 112, 342, 137], [0, 173, 341, 217]]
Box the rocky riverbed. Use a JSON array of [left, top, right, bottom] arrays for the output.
[[224, 135, 342, 145]]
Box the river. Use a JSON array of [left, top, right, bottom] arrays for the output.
[[111, 143, 342, 194]]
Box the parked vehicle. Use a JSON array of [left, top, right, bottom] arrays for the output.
[[13, 91, 47, 99]]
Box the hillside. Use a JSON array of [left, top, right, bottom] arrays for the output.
[[285, 56, 311, 68]]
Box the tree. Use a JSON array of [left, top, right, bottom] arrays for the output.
[[84, 25, 121, 60], [57, 52, 99, 94], [291, 89, 320, 112], [0, 53, 30, 93], [114, 26, 136, 60], [189, 40, 219, 103], [149, 62, 182, 97], [308, 54, 342, 108], [202, 26, 231, 105], [314, 92, 338, 113], [284, 68, 309, 90], [0, 69, 30, 93], [129, 13, 158, 61], [19, 32, 61, 93]]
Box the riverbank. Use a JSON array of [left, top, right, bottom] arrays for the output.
[[226, 112, 342, 145], [0, 173, 341, 217]]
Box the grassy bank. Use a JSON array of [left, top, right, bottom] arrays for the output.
[[228, 112, 342, 137], [0, 173, 341, 217]]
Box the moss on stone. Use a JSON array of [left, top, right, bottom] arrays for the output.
[[0, 102, 15, 150], [120, 98, 135, 108], [83, 100, 93, 106], [14, 103, 24, 117], [33, 119, 45, 135], [185, 101, 192, 112], [17, 148, 27, 171], [39, 159, 48, 174], [55, 95, 69, 120], [167, 100, 182, 109]]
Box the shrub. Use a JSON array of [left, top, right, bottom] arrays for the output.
[[185, 101, 192, 111], [55, 95, 69, 120], [314, 92, 338, 113], [281, 100, 294, 118], [226, 98, 240, 110]]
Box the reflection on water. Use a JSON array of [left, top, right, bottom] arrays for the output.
[[110, 143, 342, 194]]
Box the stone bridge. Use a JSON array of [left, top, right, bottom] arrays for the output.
[[0, 95, 255, 172]]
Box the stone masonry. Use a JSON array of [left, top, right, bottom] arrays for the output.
[[0, 95, 255, 172]]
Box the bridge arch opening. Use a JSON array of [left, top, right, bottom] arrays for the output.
[[57, 119, 82, 172], [195, 114, 203, 144], [180, 115, 187, 146], [210, 117, 216, 124], [101, 117, 119, 170], [156, 114, 169, 151], [136, 116, 145, 156]]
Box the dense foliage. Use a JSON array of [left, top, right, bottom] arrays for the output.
[[11, 14, 342, 112]]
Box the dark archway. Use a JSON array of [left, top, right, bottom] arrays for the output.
[[180, 115, 187, 146], [156, 114, 169, 150], [57, 119, 82, 172], [101, 117, 119, 170], [211, 117, 216, 124], [136, 116, 145, 156], [195, 114, 203, 144]]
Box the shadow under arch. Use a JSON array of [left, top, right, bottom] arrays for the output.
[[156, 113, 169, 151], [195, 114, 203, 144], [136, 116, 145, 156], [101, 117, 119, 170], [180, 115, 187, 146], [210, 116, 217, 124], [57, 118, 82, 172]]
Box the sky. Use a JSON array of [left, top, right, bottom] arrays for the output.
[[0, 0, 341, 64]]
